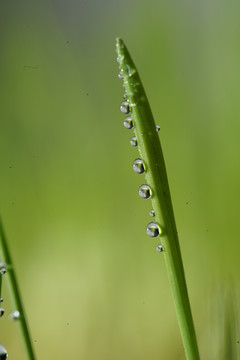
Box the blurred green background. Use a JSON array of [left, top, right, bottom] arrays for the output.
[[1, 0, 240, 359]]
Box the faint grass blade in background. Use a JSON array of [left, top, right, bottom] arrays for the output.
[[0, 218, 35, 360]]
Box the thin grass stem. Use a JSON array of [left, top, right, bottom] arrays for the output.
[[116, 38, 200, 360], [0, 218, 35, 360]]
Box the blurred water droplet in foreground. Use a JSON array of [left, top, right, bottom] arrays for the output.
[[139, 184, 151, 199], [9, 310, 20, 321], [123, 117, 133, 129], [0, 308, 4, 317], [0, 263, 6, 275], [0, 344, 8, 359], [133, 158, 145, 174], [130, 136, 137, 146], [120, 101, 130, 114]]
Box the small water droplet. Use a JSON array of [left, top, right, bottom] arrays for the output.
[[0, 263, 6, 275], [117, 56, 120, 64], [146, 222, 161, 237], [0, 268, 6, 275], [133, 158, 145, 174], [0, 298, 3, 303], [0, 307, 4, 317], [130, 136, 137, 146], [120, 101, 130, 114], [138, 184, 151, 199], [123, 117, 133, 129], [9, 310, 20, 321], [118, 72, 123, 79], [123, 93, 127, 99], [149, 209, 155, 217], [156, 244, 164, 252], [0, 344, 8, 359], [156, 125, 160, 132]]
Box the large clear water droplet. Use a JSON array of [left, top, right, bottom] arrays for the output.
[[138, 184, 151, 199], [130, 136, 137, 146], [156, 244, 164, 252], [0, 344, 8, 359], [156, 125, 160, 132], [9, 310, 20, 321], [120, 101, 130, 114], [0, 307, 4, 317], [146, 222, 161, 237], [149, 209, 155, 217], [133, 158, 145, 174], [123, 117, 133, 129]]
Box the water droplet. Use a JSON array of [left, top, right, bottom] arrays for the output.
[[0, 298, 3, 303], [130, 136, 137, 146], [123, 117, 133, 129], [120, 101, 130, 114], [156, 244, 164, 252], [146, 222, 161, 237], [9, 310, 20, 321], [0, 344, 8, 359], [156, 125, 160, 132], [0, 307, 4, 317], [123, 93, 127, 99], [138, 184, 151, 199], [118, 72, 123, 79], [133, 158, 145, 174], [149, 209, 155, 217], [117, 56, 120, 64], [0, 263, 6, 275]]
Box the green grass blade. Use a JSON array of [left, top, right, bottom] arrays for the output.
[[116, 37, 200, 360], [0, 218, 35, 360]]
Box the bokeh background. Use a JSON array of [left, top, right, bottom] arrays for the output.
[[1, 0, 240, 359]]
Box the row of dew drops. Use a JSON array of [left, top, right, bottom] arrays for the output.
[[118, 64, 163, 253], [0, 262, 20, 359]]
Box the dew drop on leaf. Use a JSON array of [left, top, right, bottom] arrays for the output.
[[156, 244, 164, 252], [0, 344, 8, 359], [120, 100, 130, 114], [156, 125, 160, 132], [133, 158, 145, 174], [123, 117, 133, 129], [146, 222, 161, 237], [130, 136, 137, 146], [138, 184, 151, 199], [149, 209, 155, 217]]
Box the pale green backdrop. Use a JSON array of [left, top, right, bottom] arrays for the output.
[[1, 0, 240, 359]]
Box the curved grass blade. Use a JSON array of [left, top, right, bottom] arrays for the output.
[[116, 37, 200, 360], [0, 218, 35, 360]]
